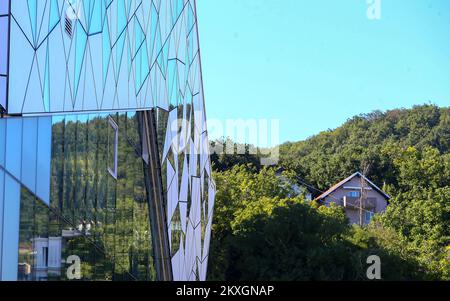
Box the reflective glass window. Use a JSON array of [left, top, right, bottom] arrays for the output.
[[1, 174, 20, 280], [36, 117, 52, 204], [6, 118, 22, 179], [21, 118, 38, 193], [40, 112, 157, 281], [0, 118, 5, 167]]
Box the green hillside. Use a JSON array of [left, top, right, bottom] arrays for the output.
[[280, 104, 450, 193], [209, 104, 450, 280]]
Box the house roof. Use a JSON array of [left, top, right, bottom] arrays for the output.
[[314, 172, 391, 201]]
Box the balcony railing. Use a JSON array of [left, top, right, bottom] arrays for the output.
[[343, 196, 377, 210]]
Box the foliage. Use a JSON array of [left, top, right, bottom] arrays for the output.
[[208, 165, 296, 280], [208, 105, 450, 281], [279, 105, 449, 191], [210, 138, 270, 172], [209, 166, 426, 280]]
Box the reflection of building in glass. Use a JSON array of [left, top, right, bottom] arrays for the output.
[[0, 0, 215, 281]]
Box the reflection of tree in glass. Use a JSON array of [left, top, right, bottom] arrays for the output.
[[42, 113, 158, 281]]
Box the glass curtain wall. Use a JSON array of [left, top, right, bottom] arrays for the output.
[[17, 112, 157, 281]]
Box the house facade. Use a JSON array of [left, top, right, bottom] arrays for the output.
[[0, 0, 215, 281], [314, 172, 390, 225]]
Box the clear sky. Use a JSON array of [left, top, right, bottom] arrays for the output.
[[196, 0, 450, 145]]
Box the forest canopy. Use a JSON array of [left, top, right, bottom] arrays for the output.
[[208, 105, 450, 280]]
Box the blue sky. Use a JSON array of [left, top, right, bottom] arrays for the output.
[[196, 0, 450, 145]]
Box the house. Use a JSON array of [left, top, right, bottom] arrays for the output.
[[314, 172, 390, 225]]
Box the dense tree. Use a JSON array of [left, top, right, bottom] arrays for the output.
[[209, 166, 427, 280], [208, 105, 450, 281], [208, 165, 296, 280], [279, 105, 449, 192]]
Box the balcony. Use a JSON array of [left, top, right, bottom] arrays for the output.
[[343, 196, 377, 210]]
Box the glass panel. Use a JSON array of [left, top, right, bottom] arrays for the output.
[[0, 118, 5, 167], [107, 116, 118, 179], [50, 116, 65, 214], [73, 115, 87, 225], [36, 117, 52, 205], [0, 16, 8, 75], [21, 118, 38, 193], [63, 115, 77, 225], [17, 185, 116, 281], [1, 174, 21, 280], [18, 186, 37, 281], [0, 75, 6, 110], [6, 118, 22, 179], [0, 168, 4, 272], [0, 1, 9, 15]]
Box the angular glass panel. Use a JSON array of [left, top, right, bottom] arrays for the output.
[[27, 0, 37, 45], [88, 0, 103, 34], [48, 0, 60, 32], [74, 21, 87, 100]]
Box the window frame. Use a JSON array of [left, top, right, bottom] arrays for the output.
[[348, 191, 360, 198], [364, 211, 374, 224]]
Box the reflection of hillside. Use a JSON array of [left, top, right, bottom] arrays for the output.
[[18, 113, 157, 281]]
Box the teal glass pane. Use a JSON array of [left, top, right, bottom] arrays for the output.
[[88, 0, 103, 34], [102, 16, 111, 85], [74, 21, 87, 100], [48, 0, 60, 31], [27, 0, 37, 45]]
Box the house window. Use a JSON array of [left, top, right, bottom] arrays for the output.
[[348, 191, 360, 198], [365, 211, 374, 224], [108, 116, 118, 179]]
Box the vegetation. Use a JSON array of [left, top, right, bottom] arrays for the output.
[[208, 105, 450, 280]]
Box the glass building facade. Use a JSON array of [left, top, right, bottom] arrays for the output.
[[0, 0, 215, 281]]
